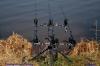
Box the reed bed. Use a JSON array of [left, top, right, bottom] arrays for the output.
[[0, 33, 100, 66]]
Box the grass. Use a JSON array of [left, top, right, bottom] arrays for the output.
[[0, 33, 100, 66]]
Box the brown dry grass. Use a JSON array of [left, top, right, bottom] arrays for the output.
[[0, 33, 100, 66], [0, 33, 39, 66], [69, 40, 100, 66], [69, 40, 99, 56]]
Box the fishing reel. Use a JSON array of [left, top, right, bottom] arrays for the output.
[[33, 36, 39, 43], [34, 18, 38, 26], [64, 18, 68, 27], [68, 36, 76, 47], [48, 19, 54, 27]]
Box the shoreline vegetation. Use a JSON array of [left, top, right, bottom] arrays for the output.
[[0, 33, 100, 66]]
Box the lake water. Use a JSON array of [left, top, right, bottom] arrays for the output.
[[0, 0, 100, 41]]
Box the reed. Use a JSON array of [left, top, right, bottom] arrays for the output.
[[0, 33, 100, 66]]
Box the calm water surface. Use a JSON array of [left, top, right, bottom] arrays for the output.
[[0, 0, 100, 41]]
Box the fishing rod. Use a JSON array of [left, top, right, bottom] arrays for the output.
[[30, 1, 75, 66], [56, 1, 76, 49], [33, 0, 39, 44], [30, 0, 77, 66]]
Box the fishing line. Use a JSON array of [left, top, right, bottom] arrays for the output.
[[56, 1, 67, 19], [34, 0, 38, 18], [47, 0, 53, 20]]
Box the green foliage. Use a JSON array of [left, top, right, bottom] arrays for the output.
[[32, 52, 100, 66]]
